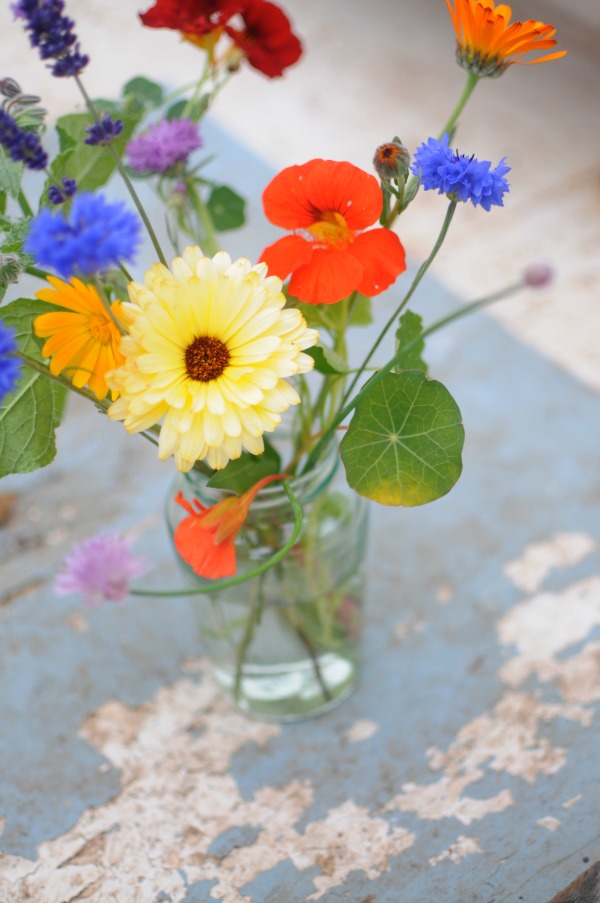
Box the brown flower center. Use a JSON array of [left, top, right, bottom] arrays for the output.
[[88, 313, 113, 346], [185, 335, 230, 382]]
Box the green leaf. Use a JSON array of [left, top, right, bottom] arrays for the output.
[[0, 299, 67, 476], [395, 310, 428, 373], [123, 76, 164, 108], [207, 185, 246, 232], [339, 369, 464, 506], [207, 442, 282, 495], [47, 103, 144, 198], [1, 218, 31, 253], [305, 344, 349, 375], [0, 151, 23, 200], [349, 294, 373, 326]]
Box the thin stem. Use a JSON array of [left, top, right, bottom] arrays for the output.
[[342, 200, 457, 408], [91, 276, 126, 335], [291, 621, 332, 702], [74, 75, 168, 267], [186, 179, 219, 256], [17, 190, 33, 218], [302, 277, 526, 475], [25, 265, 51, 281], [439, 71, 480, 142], [130, 481, 303, 597], [233, 576, 266, 702], [119, 262, 134, 283]]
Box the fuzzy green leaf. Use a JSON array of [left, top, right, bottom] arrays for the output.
[[340, 369, 464, 506], [0, 299, 67, 477], [0, 151, 23, 200]]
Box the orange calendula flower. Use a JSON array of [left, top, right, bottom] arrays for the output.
[[34, 276, 124, 401], [446, 0, 566, 77], [259, 158, 406, 306], [174, 474, 285, 579]]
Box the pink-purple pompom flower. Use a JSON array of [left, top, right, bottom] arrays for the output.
[[125, 117, 202, 174], [54, 533, 147, 607]]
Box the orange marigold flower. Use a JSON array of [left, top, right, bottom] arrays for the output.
[[446, 0, 566, 77], [33, 276, 124, 401], [259, 159, 406, 306], [174, 474, 285, 579]]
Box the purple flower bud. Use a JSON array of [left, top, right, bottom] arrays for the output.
[[84, 115, 123, 147], [523, 262, 554, 288]]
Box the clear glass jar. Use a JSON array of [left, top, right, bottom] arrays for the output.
[[164, 443, 369, 722]]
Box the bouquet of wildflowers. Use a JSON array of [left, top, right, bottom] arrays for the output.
[[0, 1, 564, 625]]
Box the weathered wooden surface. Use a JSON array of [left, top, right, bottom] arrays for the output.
[[1, 120, 599, 902], [2, 1, 600, 899]]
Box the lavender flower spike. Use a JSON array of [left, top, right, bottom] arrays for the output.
[[11, 0, 89, 78], [0, 108, 48, 170], [125, 117, 202, 174], [54, 533, 147, 607]]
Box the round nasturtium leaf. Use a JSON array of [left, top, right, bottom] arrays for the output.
[[339, 369, 464, 506]]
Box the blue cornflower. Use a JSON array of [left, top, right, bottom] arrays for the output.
[[24, 192, 142, 278], [47, 176, 77, 205], [411, 134, 510, 211], [0, 108, 48, 170], [0, 321, 21, 404], [11, 0, 89, 78], [84, 115, 123, 147]]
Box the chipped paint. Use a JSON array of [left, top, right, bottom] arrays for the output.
[[504, 533, 596, 593], [428, 835, 483, 866], [538, 817, 562, 832], [344, 720, 379, 743], [562, 795, 582, 809]]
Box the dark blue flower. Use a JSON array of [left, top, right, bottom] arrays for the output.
[[11, 0, 88, 78], [411, 134, 510, 210], [24, 192, 142, 278], [0, 321, 21, 404], [47, 176, 77, 205], [0, 108, 48, 170], [84, 115, 123, 147]]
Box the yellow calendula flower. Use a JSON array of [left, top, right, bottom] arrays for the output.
[[107, 247, 319, 472], [34, 276, 125, 401], [446, 0, 566, 77]]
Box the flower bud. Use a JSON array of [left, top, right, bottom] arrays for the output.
[[0, 252, 25, 287], [0, 78, 22, 99], [373, 139, 411, 181], [524, 262, 554, 288]]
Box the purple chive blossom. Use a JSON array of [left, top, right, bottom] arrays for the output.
[[84, 115, 123, 147], [11, 0, 89, 78], [411, 134, 510, 211], [54, 533, 147, 608], [0, 108, 48, 170], [0, 322, 21, 404], [47, 176, 77, 205], [125, 117, 202, 175], [24, 191, 142, 278]]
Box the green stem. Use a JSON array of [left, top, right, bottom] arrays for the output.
[[130, 481, 303, 597], [186, 179, 220, 256], [341, 200, 457, 409], [439, 71, 480, 142], [74, 76, 168, 267], [91, 276, 126, 335], [17, 190, 33, 218], [25, 266, 51, 281], [290, 619, 332, 702], [233, 576, 266, 702], [302, 277, 526, 475]]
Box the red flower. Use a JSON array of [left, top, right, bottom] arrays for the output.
[[259, 159, 406, 305], [226, 0, 302, 78], [139, 0, 242, 38], [173, 474, 285, 579]]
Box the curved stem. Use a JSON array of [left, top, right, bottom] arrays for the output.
[[439, 71, 480, 141], [341, 200, 457, 409], [130, 481, 303, 597], [302, 277, 526, 475]]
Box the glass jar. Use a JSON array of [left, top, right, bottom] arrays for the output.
[[164, 442, 369, 722]]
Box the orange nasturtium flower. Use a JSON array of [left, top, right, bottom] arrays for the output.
[[259, 159, 406, 306], [446, 0, 566, 77], [33, 276, 125, 401], [174, 474, 286, 579]]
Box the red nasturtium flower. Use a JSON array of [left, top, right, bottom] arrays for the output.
[[139, 0, 301, 78], [259, 159, 406, 305], [174, 474, 285, 579], [446, 0, 566, 77]]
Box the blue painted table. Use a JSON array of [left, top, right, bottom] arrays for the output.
[[1, 123, 599, 903]]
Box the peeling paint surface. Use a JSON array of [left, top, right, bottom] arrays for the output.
[[1, 122, 600, 902]]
